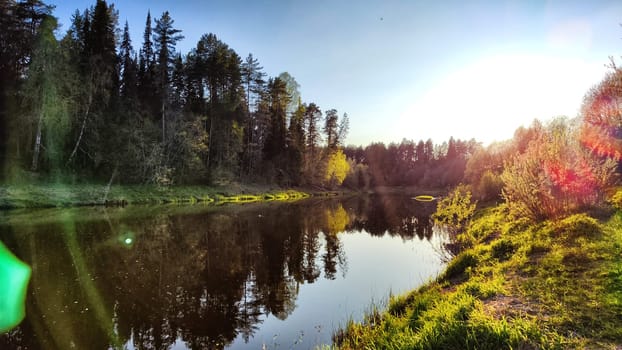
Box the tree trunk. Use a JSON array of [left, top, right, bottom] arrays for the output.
[[31, 112, 43, 171], [161, 101, 165, 144], [66, 93, 92, 166], [102, 164, 118, 203]]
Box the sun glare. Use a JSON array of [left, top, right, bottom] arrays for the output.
[[400, 54, 605, 144]]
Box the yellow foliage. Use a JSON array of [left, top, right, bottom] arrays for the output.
[[325, 204, 349, 234], [325, 149, 350, 186]]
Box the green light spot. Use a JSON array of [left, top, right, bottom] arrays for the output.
[[0, 242, 31, 333], [124, 238, 132, 245]]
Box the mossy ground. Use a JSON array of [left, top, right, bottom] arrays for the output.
[[334, 198, 622, 349], [0, 183, 314, 209]]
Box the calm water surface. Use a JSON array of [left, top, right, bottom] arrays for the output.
[[0, 194, 449, 349]]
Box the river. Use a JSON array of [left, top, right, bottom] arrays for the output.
[[0, 194, 449, 349]]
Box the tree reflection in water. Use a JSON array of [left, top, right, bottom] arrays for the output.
[[0, 194, 438, 349]]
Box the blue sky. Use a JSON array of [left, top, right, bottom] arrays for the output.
[[50, 0, 622, 146]]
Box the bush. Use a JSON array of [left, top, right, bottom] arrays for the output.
[[491, 239, 517, 261], [502, 118, 617, 221], [550, 213, 602, 241], [475, 170, 504, 201], [433, 184, 477, 233], [441, 251, 478, 281]]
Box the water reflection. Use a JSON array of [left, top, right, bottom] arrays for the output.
[[0, 194, 442, 349]]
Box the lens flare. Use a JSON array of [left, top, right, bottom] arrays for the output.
[[543, 159, 598, 199], [0, 242, 31, 333], [580, 125, 622, 161]]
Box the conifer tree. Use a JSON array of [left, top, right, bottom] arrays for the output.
[[153, 10, 184, 143]]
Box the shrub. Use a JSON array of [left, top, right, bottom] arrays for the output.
[[441, 251, 478, 281], [502, 118, 617, 221], [550, 213, 602, 241], [491, 239, 517, 261], [433, 184, 477, 233], [475, 170, 504, 201]]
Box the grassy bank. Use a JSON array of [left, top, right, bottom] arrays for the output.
[[334, 196, 622, 349], [0, 183, 327, 209]]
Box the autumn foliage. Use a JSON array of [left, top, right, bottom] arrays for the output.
[[501, 118, 617, 220]]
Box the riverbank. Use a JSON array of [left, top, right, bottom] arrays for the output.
[[334, 192, 622, 349], [0, 183, 350, 209]]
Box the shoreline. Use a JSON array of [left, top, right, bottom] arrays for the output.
[[0, 183, 353, 210], [334, 198, 622, 349], [0, 183, 447, 210]]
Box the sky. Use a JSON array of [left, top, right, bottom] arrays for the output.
[[49, 0, 622, 146]]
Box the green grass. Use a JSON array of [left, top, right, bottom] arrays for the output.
[[334, 200, 622, 349], [0, 184, 311, 209]]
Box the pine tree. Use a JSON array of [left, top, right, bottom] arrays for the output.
[[286, 100, 306, 184], [263, 77, 289, 162], [153, 10, 184, 143], [119, 21, 138, 102], [65, 0, 120, 174], [240, 53, 266, 175], [324, 109, 339, 151], [137, 11, 157, 119], [241, 53, 266, 112]]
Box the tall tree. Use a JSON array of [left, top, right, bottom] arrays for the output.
[[0, 0, 52, 177], [424, 139, 434, 163], [65, 0, 119, 174], [302, 102, 322, 184], [324, 109, 339, 151], [241, 53, 266, 113], [22, 15, 70, 174], [337, 112, 349, 147], [240, 53, 266, 175], [153, 10, 184, 143], [416, 140, 425, 163], [304, 103, 322, 156], [263, 77, 290, 162], [191, 33, 243, 177], [447, 136, 457, 159], [137, 10, 157, 117], [286, 100, 306, 184], [119, 20, 137, 102], [277, 72, 300, 115]]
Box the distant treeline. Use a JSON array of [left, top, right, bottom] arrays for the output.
[[343, 137, 480, 190]]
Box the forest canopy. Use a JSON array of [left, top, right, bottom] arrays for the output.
[[0, 0, 352, 188]]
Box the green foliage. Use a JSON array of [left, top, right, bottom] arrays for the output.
[[475, 170, 504, 201], [463, 206, 503, 243], [610, 189, 622, 211], [432, 184, 477, 233], [336, 201, 622, 349], [440, 251, 478, 281], [19, 15, 72, 176], [337, 282, 556, 350], [548, 213, 603, 242], [3, 3, 359, 188], [490, 239, 516, 261]]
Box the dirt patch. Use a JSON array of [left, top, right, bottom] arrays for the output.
[[483, 294, 548, 321]]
